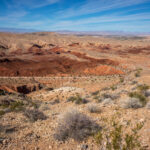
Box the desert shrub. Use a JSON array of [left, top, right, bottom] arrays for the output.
[[110, 85, 117, 91], [146, 101, 150, 109], [93, 95, 100, 100], [100, 93, 119, 101], [24, 109, 47, 122], [0, 89, 6, 96], [101, 87, 110, 91], [67, 95, 88, 104], [129, 92, 147, 106], [145, 89, 150, 97], [92, 91, 99, 96], [94, 117, 144, 150], [0, 110, 5, 116], [87, 103, 101, 113], [101, 93, 111, 99], [120, 98, 143, 109], [102, 98, 113, 105], [135, 69, 141, 77], [10, 101, 24, 111], [120, 77, 124, 83], [137, 84, 149, 93], [0, 98, 24, 111], [54, 109, 101, 141]]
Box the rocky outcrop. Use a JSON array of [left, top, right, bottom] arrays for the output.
[[0, 84, 43, 94]]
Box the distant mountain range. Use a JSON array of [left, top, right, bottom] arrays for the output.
[[0, 27, 150, 36], [56, 30, 150, 36], [0, 27, 39, 33]]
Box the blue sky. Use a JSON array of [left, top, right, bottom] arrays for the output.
[[0, 0, 150, 32]]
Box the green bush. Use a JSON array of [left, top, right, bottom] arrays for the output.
[[110, 85, 117, 91], [120, 78, 124, 83], [67, 95, 88, 104], [129, 92, 147, 106], [94, 117, 144, 150], [0, 110, 5, 116], [137, 84, 149, 93], [134, 69, 142, 77], [10, 101, 24, 111]]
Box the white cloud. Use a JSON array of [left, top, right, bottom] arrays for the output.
[[48, 12, 150, 29], [6, 0, 60, 9], [0, 10, 28, 21], [56, 0, 149, 19]]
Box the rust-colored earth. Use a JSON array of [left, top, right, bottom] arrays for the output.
[[0, 32, 150, 77]]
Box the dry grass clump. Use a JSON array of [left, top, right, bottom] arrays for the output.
[[87, 103, 101, 113], [23, 109, 47, 122], [54, 109, 101, 141], [120, 98, 143, 109]]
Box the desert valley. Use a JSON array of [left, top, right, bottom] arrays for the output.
[[0, 32, 150, 150]]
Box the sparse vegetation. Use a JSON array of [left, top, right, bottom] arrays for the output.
[[0, 110, 5, 116], [92, 91, 99, 96], [102, 98, 113, 105], [24, 109, 47, 122], [146, 101, 150, 109], [0, 98, 24, 111], [94, 116, 144, 150], [10, 101, 24, 111], [129, 92, 147, 106], [137, 84, 149, 92], [54, 109, 101, 141], [87, 103, 101, 113], [110, 85, 117, 91], [134, 68, 142, 77], [93, 95, 100, 100], [67, 95, 88, 104], [120, 77, 124, 83], [120, 98, 143, 109]]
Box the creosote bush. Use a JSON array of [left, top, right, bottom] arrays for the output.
[[129, 92, 147, 106], [110, 85, 117, 91], [134, 68, 142, 77], [92, 91, 99, 96], [94, 116, 144, 150], [120, 77, 124, 83], [67, 95, 88, 104], [0, 110, 5, 116], [54, 109, 101, 141], [137, 84, 149, 93], [24, 109, 47, 122]]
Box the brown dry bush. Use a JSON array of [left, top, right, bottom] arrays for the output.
[[24, 109, 47, 122], [54, 109, 101, 141]]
